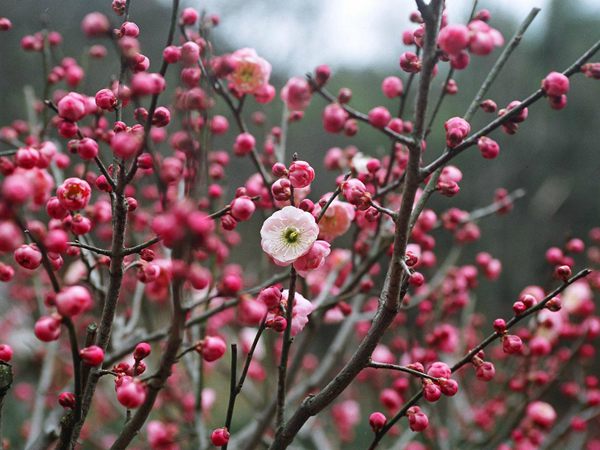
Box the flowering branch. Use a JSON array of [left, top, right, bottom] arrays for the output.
[[369, 268, 592, 449], [306, 74, 415, 147], [421, 36, 600, 179]]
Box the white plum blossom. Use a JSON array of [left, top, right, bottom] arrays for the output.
[[260, 206, 319, 265]]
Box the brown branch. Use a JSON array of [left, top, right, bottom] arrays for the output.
[[110, 275, 186, 449], [306, 74, 415, 147], [267, 2, 444, 448], [369, 268, 592, 449], [421, 35, 600, 179]]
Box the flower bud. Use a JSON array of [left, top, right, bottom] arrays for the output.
[[288, 160, 315, 188], [211, 427, 230, 446], [369, 412, 387, 432], [80, 345, 105, 366]]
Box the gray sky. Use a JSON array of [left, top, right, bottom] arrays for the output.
[[191, 0, 600, 74]]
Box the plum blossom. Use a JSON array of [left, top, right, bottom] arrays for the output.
[[227, 48, 272, 95], [281, 76, 311, 111], [260, 206, 319, 265], [293, 240, 331, 277], [314, 198, 355, 241], [267, 289, 315, 336]]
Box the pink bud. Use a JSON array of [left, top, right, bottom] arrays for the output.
[[381, 76, 403, 98], [440, 378, 459, 396], [438, 24, 469, 55], [14, 245, 42, 270], [44, 229, 69, 253], [81, 12, 110, 38], [288, 160, 315, 188], [188, 264, 211, 290], [477, 136, 500, 159], [211, 427, 230, 446], [58, 391, 75, 409], [0, 18, 13, 31], [116, 376, 146, 409], [475, 361, 496, 381], [423, 381, 442, 402], [314, 64, 331, 86], [444, 117, 470, 148], [502, 334, 523, 354], [323, 103, 348, 133], [34, 315, 62, 342], [14, 147, 39, 169], [427, 362, 451, 379], [369, 412, 387, 432], [111, 130, 143, 159], [198, 336, 226, 362], [257, 286, 282, 309], [210, 115, 229, 135], [70, 214, 92, 235], [281, 77, 312, 111], [480, 99, 497, 113], [134, 342, 151, 360], [407, 406, 429, 432], [526, 401, 557, 428], [57, 93, 86, 122], [181, 41, 200, 66], [233, 133, 255, 156], [130, 72, 165, 96], [230, 196, 256, 221], [79, 345, 104, 366], [163, 45, 181, 64], [368, 106, 391, 128], [271, 178, 292, 202], [399, 52, 421, 73], [542, 72, 570, 97], [57, 177, 92, 211], [55, 285, 92, 317], [151, 106, 171, 127], [180, 7, 199, 25], [293, 240, 331, 276], [343, 178, 370, 209], [76, 138, 99, 160], [0, 344, 13, 362]]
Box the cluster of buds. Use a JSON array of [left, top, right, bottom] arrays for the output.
[[220, 189, 257, 231], [444, 117, 471, 148], [542, 71, 570, 110], [498, 100, 529, 135], [270, 159, 315, 204], [419, 362, 459, 403]]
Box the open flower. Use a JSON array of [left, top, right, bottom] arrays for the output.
[[314, 198, 355, 241], [227, 48, 271, 95], [260, 206, 319, 265]]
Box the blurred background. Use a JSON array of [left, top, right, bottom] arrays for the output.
[[1, 0, 599, 324], [1, 0, 600, 446]]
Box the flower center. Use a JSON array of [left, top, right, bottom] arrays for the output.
[[283, 227, 300, 244]]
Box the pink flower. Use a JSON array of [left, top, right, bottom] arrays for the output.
[[281, 77, 312, 111], [267, 289, 315, 336], [227, 48, 272, 95], [314, 198, 355, 241], [260, 206, 319, 265], [57, 177, 92, 211], [293, 240, 331, 277], [526, 401, 557, 428], [288, 160, 315, 188]]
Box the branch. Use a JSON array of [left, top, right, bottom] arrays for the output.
[[110, 275, 187, 449], [267, 2, 444, 448], [369, 268, 592, 448], [422, 35, 600, 179], [306, 74, 415, 147]]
